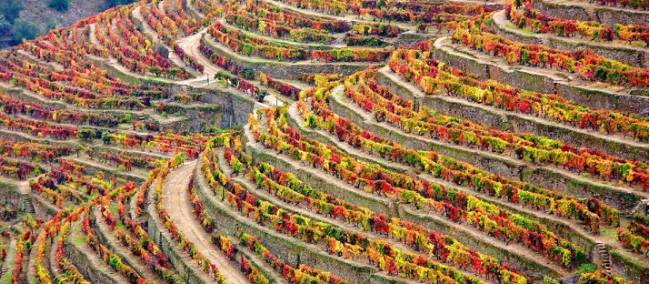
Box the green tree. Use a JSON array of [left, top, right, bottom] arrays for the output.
[[49, 0, 70, 12], [11, 20, 39, 44], [100, 131, 112, 145], [0, 0, 22, 23], [148, 66, 161, 77], [121, 113, 133, 123], [78, 128, 94, 141], [0, 16, 11, 35], [106, 0, 138, 8], [240, 68, 255, 80], [168, 67, 180, 79], [46, 20, 59, 31]]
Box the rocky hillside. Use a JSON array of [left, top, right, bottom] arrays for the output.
[[0, 0, 135, 48]]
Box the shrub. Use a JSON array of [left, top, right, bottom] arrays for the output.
[[240, 68, 255, 80], [0, 0, 22, 23], [78, 128, 94, 141], [46, 21, 58, 30], [577, 263, 597, 274], [48, 0, 69, 12], [0, 16, 11, 35], [11, 20, 38, 44], [106, 0, 137, 8], [121, 113, 133, 123], [543, 276, 561, 284], [101, 131, 112, 145]]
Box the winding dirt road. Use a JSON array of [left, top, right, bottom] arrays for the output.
[[161, 161, 249, 284]]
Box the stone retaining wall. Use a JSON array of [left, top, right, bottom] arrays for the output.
[[248, 145, 395, 215], [326, 86, 644, 212], [242, 126, 578, 280], [326, 87, 525, 178], [375, 68, 648, 163], [202, 35, 369, 80], [431, 37, 648, 115], [491, 11, 648, 68], [285, 106, 598, 249], [64, 241, 122, 284], [145, 183, 211, 284], [93, 56, 255, 131], [610, 250, 649, 284], [90, 208, 152, 281], [532, 0, 648, 26], [398, 206, 558, 280], [194, 88, 257, 129], [0, 181, 22, 210], [272, 107, 608, 269], [144, 165, 288, 284], [193, 160, 380, 284], [31, 195, 58, 219]]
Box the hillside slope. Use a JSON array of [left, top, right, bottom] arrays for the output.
[[0, 0, 134, 48], [0, 0, 645, 283]]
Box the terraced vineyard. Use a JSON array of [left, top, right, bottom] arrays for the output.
[[0, 0, 646, 283]]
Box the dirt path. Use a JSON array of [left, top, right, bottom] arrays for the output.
[[261, 0, 415, 31], [177, 28, 218, 77], [285, 99, 647, 267], [62, 156, 147, 182], [378, 64, 648, 152], [132, 6, 199, 77], [87, 24, 175, 84], [175, 29, 285, 108], [287, 101, 410, 172], [16, 49, 64, 71], [161, 161, 249, 284], [68, 222, 130, 284], [328, 84, 645, 196], [218, 149, 492, 282], [0, 239, 16, 280], [0, 82, 178, 126], [175, 28, 227, 87], [242, 122, 575, 276], [27, 229, 43, 283], [16, 181, 30, 195], [185, 0, 206, 19]]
